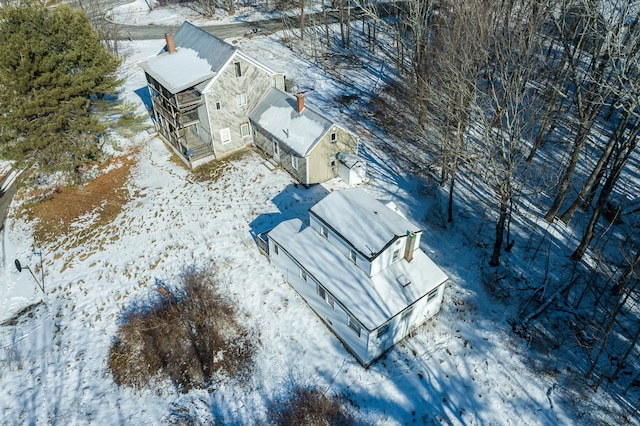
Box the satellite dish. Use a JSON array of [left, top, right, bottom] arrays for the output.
[[14, 259, 22, 273]]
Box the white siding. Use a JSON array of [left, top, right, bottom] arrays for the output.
[[269, 237, 371, 364]]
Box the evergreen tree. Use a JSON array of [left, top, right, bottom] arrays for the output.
[[0, 4, 121, 175]]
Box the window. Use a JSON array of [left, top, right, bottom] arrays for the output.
[[220, 128, 231, 144], [318, 285, 326, 300], [348, 250, 356, 263], [330, 131, 337, 143], [392, 249, 400, 262], [326, 293, 335, 309], [427, 287, 439, 303], [291, 156, 299, 170], [234, 61, 242, 77], [237, 93, 247, 107], [320, 225, 328, 238], [348, 316, 361, 337], [240, 122, 250, 138], [273, 243, 279, 255], [299, 268, 307, 282], [377, 322, 390, 339], [215, 100, 221, 110], [401, 306, 414, 322], [317, 285, 334, 309]]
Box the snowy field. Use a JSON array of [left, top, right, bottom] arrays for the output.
[[0, 2, 635, 425]]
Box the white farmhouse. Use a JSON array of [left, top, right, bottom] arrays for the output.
[[267, 188, 449, 366]]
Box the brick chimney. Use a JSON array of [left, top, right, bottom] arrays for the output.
[[165, 33, 176, 53], [295, 93, 305, 113]]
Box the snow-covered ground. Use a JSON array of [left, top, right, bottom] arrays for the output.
[[0, 3, 634, 425]]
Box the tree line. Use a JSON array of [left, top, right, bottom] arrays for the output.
[[352, 0, 640, 405]]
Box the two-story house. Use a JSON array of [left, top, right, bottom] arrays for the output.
[[140, 21, 361, 184], [267, 188, 449, 366], [139, 21, 285, 168]]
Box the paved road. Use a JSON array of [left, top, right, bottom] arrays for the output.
[[117, 10, 366, 40], [0, 179, 16, 233], [78, 0, 370, 40]]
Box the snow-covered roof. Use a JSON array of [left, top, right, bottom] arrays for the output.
[[138, 21, 236, 94], [173, 21, 236, 74], [269, 219, 448, 330], [248, 88, 333, 157], [338, 153, 363, 169], [139, 47, 215, 94], [310, 188, 421, 259]]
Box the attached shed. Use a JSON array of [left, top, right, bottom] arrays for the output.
[[338, 152, 366, 185]]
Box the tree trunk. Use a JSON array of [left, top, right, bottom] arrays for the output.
[[608, 320, 640, 383], [447, 165, 457, 223], [490, 179, 510, 267], [558, 107, 630, 223], [571, 129, 639, 261], [299, 0, 305, 40], [322, 0, 330, 47], [545, 121, 591, 221]]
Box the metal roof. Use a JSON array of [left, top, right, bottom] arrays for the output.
[[310, 188, 421, 258], [138, 21, 236, 94], [248, 88, 334, 157], [173, 21, 236, 74]]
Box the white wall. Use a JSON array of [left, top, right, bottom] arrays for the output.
[[268, 237, 371, 365], [367, 282, 445, 361]]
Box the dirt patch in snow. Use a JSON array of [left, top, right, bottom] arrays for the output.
[[22, 153, 138, 245]]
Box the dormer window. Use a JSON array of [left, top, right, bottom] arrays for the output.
[[234, 61, 242, 77], [348, 250, 356, 263], [320, 225, 328, 238]]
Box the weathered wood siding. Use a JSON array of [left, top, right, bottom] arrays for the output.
[[204, 54, 280, 157], [306, 126, 358, 184], [252, 127, 309, 183]]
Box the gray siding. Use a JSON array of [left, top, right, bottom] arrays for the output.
[[204, 54, 278, 157]]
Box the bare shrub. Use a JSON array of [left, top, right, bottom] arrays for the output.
[[269, 387, 354, 426], [108, 268, 256, 392]]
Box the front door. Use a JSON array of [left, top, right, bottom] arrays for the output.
[[272, 139, 280, 162]]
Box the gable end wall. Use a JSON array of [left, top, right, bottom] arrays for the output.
[[205, 55, 278, 156]]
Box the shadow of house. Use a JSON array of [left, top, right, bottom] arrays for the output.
[[134, 86, 153, 113], [249, 183, 330, 250]]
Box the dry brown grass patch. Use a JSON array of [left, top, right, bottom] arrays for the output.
[[269, 387, 355, 426], [190, 149, 251, 183], [108, 268, 257, 393], [22, 153, 137, 245]]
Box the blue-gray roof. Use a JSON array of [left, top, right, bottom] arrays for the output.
[[172, 21, 236, 73], [248, 88, 334, 157], [139, 21, 235, 94]]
